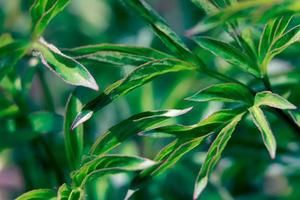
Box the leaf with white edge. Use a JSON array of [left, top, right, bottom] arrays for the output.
[[64, 90, 84, 169], [16, 189, 56, 200], [30, 0, 71, 38], [33, 38, 98, 90], [71, 155, 156, 187], [193, 37, 260, 77], [65, 44, 173, 67], [89, 107, 192, 155], [249, 106, 276, 159], [71, 58, 196, 129], [185, 83, 253, 105], [126, 109, 245, 199], [123, 0, 193, 60], [193, 112, 245, 199], [0, 40, 30, 80], [254, 91, 296, 110]]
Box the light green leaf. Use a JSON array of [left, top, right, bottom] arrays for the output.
[[33, 38, 98, 90], [185, 83, 253, 105], [123, 0, 193, 60], [193, 112, 245, 199], [193, 37, 260, 77], [71, 155, 156, 187], [64, 90, 84, 169], [254, 91, 296, 110], [89, 107, 192, 155], [71, 58, 196, 128], [30, 0, 71, 38], [16, 189, 56, 200], [249, 106, 276, 159]]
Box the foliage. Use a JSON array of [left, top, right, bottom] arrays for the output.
[[1, 0, 300, 199]]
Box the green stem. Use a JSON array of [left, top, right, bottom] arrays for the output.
[[38, 68, 55, 111]]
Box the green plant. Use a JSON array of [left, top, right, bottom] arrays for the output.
[[1, 0, 300, 199]]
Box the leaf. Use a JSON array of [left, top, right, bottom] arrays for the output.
[[254, 91, 296, 110], [64, 90, 84, 169], [16, 189, 56, 200], [30, 0, 71, 38], [123, 0, 193, 60], [29, 111, 63, 133], [193, 37, 260, 77], [0, 40, 29, 80], [57, 184, 71, 200], [71, 58, 196, 129], [65, 44, 173, 67], [89, 107, 192, 155], [185, 83, 253, 105], [126, 109, 245, 199], [248, 106, 276, 159], [191, 0, 219, 14], [193, 112, 245, 199], [71, 155, 156, 187], [33, 38, 98, 90]]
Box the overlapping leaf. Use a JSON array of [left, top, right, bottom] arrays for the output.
[[71, 58, 196, 128], [193, 37, 260, 77], [193, 112, 245, 199], [89, 107, 192, 155], [254, 91, 296, 109], [33, 39, 99, 90]]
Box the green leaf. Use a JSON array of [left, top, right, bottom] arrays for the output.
[[191, 0, 219, 14], [0, 33, 13, 48], [254, 91, 296, 110], [30, 0, 71, 38], [0, 40, 30, 80], [249, 106, 276, 159], [71, 58, 196, 128], [123, 0, 193, 59], [71, 155, 156, 187], [193, 37, 260, 77], [65, 44, 173, 67], [193, 112, 245, 199], [29, 111, 63, 133], [64, 90, 84, 169], [89, 107, 192, 155], [185, 83, 253, 105], [57, 184, 71, 200], [16, 189, 56, 200], [33, 38, 98, 90]]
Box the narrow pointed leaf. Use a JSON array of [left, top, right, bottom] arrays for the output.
[[89, 107, 192, 155], [64, 90, 84, 169], [33, 39, 98, 90], [16, 189, 56, 200], [123, 0, 193, 59], [193, 112, 245, 199], [254, 91, 296, 110], [185, 83, 253, 105], [71, 155, 156, 187], [249, 106, 276, 159], [191, 0, 219, 13], [72, 59, 196, 128], [193, 37, 260, 76]]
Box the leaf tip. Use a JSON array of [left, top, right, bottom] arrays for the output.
[[71, 110, 94, 130], [163, 107, 193, 117], [193, 176, 208, 200]]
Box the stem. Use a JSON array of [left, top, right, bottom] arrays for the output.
[[38, 68, 55, 111]]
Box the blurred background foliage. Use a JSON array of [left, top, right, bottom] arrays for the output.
[[1, 0, 300, 199]]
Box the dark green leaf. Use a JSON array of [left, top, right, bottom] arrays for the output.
[[33, 39, 99, 90], [185, 83, 253, 105], [72, 58, 196, 128], [193, 112, 245, 199], [193, 37, 260, 77], [64, 90, 84, 169], [89, 107, 192, 155], [29, 111, 63, 133]]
